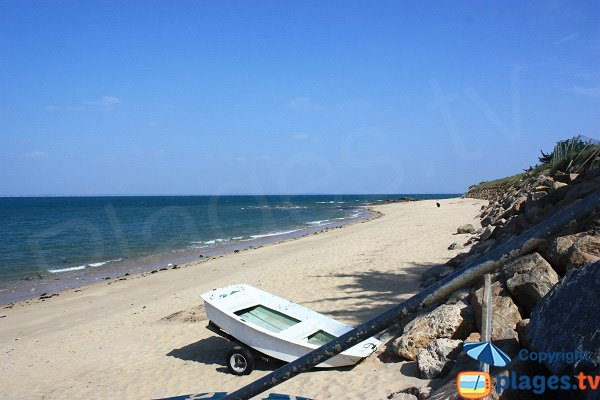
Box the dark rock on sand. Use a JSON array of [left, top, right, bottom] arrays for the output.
[[447, 242, 463, 250], [457, 224, 476, 234]]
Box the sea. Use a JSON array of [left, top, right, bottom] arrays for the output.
[[0, 194, 457, 304]]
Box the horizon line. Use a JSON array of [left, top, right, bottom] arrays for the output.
[[0, 192, 463, 198]]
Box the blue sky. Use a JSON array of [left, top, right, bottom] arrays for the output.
[[1, 1, 598, 195]]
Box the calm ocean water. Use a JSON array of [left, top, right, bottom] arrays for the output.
[[0, 194, 456, 303]]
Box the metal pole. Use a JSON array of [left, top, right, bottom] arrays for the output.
[[222, 188, 600, 400], [480, 273, 492, 374], [480, 273, 492, 400]]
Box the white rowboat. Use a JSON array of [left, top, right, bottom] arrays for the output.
[[201, 284, 380, 373]]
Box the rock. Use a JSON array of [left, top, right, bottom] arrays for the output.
[[526, 260, 600, 375], [553, 181, 568, 189], [447, 242, 463, 250], [566, 235, 600, 271], [544, 233, 587, 274], [465, 332, 481, 343], [502, 195, 516, 209], [388, 387, 430, 400], [39, 293, 58, 300], [479, 225, 495, 241], [447, 252, 470, 267], [524, 204, 546, 225], [472, 282, 522, 355], [391, 301, 475, 360], [470, 239, 496, 255], [447, 289, 470, 305], [464, 235, 478, 246], [576, 208, 600, 236], [427, 379, 461, 400], [558, 175, 600, 206], [457, 224, 476, 234], [516, 319, 529, 348], [416, 338, 462, 379], [492, 217, 506, 226], [387, 393, 418, 400], [493, 358, 555, 399], [513, 196, 527, 213], [529, 191, 547, 201], [553, 171, 571, 183], [481, 215, 493, 227], [420, 264, 454, 287], [503, 253, 559, 315], [570, 173, 580, 181]]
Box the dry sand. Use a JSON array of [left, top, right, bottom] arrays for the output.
[[0, 198, 485, 399]]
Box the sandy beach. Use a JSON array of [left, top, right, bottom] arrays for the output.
[[0, 198, 485, 399]]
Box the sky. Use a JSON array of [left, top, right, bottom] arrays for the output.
[[0, 1, 599, 195]]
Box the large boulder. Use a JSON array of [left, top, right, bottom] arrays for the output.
[[471, 281, 522, 355], [391, 301, 475, 360], [503, 253, 559, 315], [457, 224, 476, 234], [526, 260, 600, 376], [566, 235, 600, 271], [416, 338, 462, 379], [544, 233, 587, 274]]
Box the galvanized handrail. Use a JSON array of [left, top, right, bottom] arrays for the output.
[[222, 187, 600, 400]]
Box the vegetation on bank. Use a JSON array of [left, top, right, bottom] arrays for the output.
[[467, 135, 600, 195]]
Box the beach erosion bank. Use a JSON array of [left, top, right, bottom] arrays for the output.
[[0, 198, 485, 399]]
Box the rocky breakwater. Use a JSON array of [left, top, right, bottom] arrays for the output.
[[387, 168, 600, 400]]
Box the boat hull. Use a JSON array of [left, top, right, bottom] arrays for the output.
[[202, 284, 380, 368]]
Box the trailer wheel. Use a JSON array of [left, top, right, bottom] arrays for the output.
[[226, 346, 254, 375]]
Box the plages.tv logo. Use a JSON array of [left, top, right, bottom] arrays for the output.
[[456, 371, 491, 399], [456, 341, 511, 399]]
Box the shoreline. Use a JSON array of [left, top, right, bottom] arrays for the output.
[[0, 197, 484, 399], [0, 206, 381, 306]]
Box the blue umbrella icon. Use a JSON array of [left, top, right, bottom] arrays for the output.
[[463, 341, 511, 367]]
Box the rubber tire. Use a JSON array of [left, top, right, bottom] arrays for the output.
[[226, 346, 254, 376]]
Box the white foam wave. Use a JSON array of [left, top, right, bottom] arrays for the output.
[[88, 261, 107, 267], [88, 258, 122, 267], [48, 265, 86, 273], [307, 220, 330, 225], [250, 229, 301, 239]]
